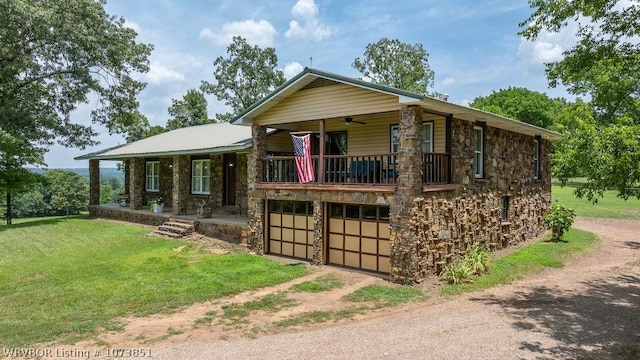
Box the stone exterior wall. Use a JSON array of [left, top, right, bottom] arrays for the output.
[[172, 155, 190, 214], [129, 158, 145, 210], [236, 153, 248, 206], [246, 125, 267, 253], [159, 158, 173, 207], [89, 160, 100, 206]]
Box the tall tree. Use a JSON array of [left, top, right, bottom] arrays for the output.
[[352, 38, 435, 94], [47, 170, 89, 216], [470, 87, 564, 129], [166, 89, 211, 130], [201, 36, 286, 122], [521, 0, 640, 200], [124, 111, 165, 143], [0, 0, 152, 168]]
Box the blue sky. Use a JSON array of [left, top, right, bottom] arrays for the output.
[[55, 0, 577, 168]]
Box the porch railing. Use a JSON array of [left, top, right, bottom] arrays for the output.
[[261, 153, 449, 185]]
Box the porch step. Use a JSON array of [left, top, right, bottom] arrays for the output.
[[153, 219, 196, 239]]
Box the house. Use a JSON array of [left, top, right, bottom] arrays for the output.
[[232, 68, 560, 284]]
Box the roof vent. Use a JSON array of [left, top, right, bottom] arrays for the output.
[[437, 93, 449, 102]]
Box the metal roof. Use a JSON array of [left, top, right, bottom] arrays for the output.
[[232, 67, 561, 139], [75, 122, 254, 161]]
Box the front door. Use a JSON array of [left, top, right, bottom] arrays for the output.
[[223, 153, 236, 206]]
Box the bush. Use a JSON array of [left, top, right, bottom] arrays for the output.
[[545, 203, 576, 242], [441, 245, 492, 284]]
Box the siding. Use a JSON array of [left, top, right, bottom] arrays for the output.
[[255, 83, 402, 126]]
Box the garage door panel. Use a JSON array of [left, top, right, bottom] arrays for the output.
[[379, 223, 390, 239], [344, 252, 360, 268], [345, 220, 360, 235], [378, 257, 391, 273], [282, 242, 294, 256], [361, 237, 377, 254], [362, 222, 377, 238], [294, 229, 308, 243], [270, 240, 281, 254], [345, 236, 360, 252], [294, 215, 308, 229], [282, 228, 294, 242], [379, 239, 390, 256], [270, 227, 281, 240], [329, 249, 343, 265], [361, 254, 377, 271], [270, 214, 281, 226], [282, 214, 294, 228], [329, 233, 343, 249], [294, 244, 307, 258], [330, 218, 343, 232]]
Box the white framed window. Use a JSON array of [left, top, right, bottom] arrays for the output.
[[192, 159, 210, 194], [423, 122, 433, 153], [474, 126, 484, 178], [534, 138, 540, 180], [390, 122, 434, 154], [145, 161, 159, 192]]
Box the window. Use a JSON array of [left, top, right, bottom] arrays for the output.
[[502, 196, 510, 222], [390, 122, 434, 154], [192, 159, 210, 194], [145, 161, 159, 192], [423, 122, 433, 153], [534, 138, 540, 180], [474, 126, 484, 178]]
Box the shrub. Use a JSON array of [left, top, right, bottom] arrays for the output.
[[441, 260, 473, 284], [544, 203, 576, 242], [441, 245, 492, 284], [466, 244, 492, 275]]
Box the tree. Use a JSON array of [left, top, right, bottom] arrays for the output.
[[201, 36, 286, 122], [166, 89, 212, 130], [470, 87, 564, 129], [124, 111, 166, 143], [520, 0, 640, 200], [352, 38, 435, 94], [46, 170, 89, 216], [0, 0, 152, 177]]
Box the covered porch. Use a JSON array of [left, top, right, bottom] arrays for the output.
[[89, 204, 248, 244]]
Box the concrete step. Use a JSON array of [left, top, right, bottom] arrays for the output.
[[163, 221, 195, 231], [153, 229, 183, 239], [169, 218, 196, 226], [157, 224, 192, 235]]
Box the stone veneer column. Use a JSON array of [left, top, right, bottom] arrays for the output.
[[129, 158, 145, 210], [246, 124, 267, 254], [123, 160, 130, 195], [389, 105, 424, 284], [210, 154, 223, 209], [89, 159, 100, 206], [159, 158, 172, 207], [172, 155, 190, 215], [312, 200, 324, 265]]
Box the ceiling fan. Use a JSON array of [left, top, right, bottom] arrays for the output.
[[344, 116, 366, 126]]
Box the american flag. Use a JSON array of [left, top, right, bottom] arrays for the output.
[[292, 134, 315, 183]]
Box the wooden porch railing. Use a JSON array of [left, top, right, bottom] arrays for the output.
[[262, 153, 450, 185]]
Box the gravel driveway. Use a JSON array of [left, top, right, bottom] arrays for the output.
[[153, 218, 640, 360]]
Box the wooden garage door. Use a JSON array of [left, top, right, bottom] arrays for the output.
[[328, 204, 390, 273], [268, 200, 314, 260]]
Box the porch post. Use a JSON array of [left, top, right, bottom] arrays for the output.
[[246, 124, 267, 254], [129, 158, 145, 210], [318, 119, 325, 184], [88, 159, 100, 206], [312, 200, 324, 265], [389, 105, 423, 284], [123, 159, 130, 195], [159, 158, 172, 208], [172, 155, 190, 215], [445, 114, 453, 184]]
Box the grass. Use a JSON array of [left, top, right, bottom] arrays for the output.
[[0, 216, 308, 348], [441, 228, 600, 295], [221, 293, 297, 321], [290, 274, 344, 292], [343, 285, 425, 306], [552, 180, 640, 219]]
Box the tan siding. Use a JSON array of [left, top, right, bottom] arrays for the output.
[[431, 117, 446, 153], [266, 131, 293, 154], [255, 84, 402, 126]]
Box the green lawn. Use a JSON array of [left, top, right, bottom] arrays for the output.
[[0, 216, 307, 347], [552, 180, 640, 219]]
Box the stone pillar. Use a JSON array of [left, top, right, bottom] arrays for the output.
[[159, 158, 172, 207], [89, 160, 100, 206], [210, 154, 223, 209], [312, 200, 324, 265], [246, 124, 267, 253], [389, 106, 424, 284], [172, 155, 190, 215], [129, 158, 145, 210], [123, 160, 130, 195], [236, 153, 248, 206]]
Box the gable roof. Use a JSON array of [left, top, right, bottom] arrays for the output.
[[75, 122, 254, 161], [232, 68, 561, 139]]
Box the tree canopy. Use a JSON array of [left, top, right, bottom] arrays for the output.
[[166, 89, 211, 130], [0, 0, 152, 210], [521, 0, 640, 200], [470, 87, 564, 129], [201, 36, 286, 122], [352, 38, 435, 94]]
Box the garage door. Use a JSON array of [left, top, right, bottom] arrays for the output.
[[328, 204, 390, 273], [268, 200, 314, 260]]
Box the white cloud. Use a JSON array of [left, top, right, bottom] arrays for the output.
[[123, 19, 141, 33], [442, 77, 456, 86], [144, 62, 185, 84], [285, 0, 331, 41], [283, 62, 304, 79], [518, 22, 578, 65], [199, 19, 278, 47]]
